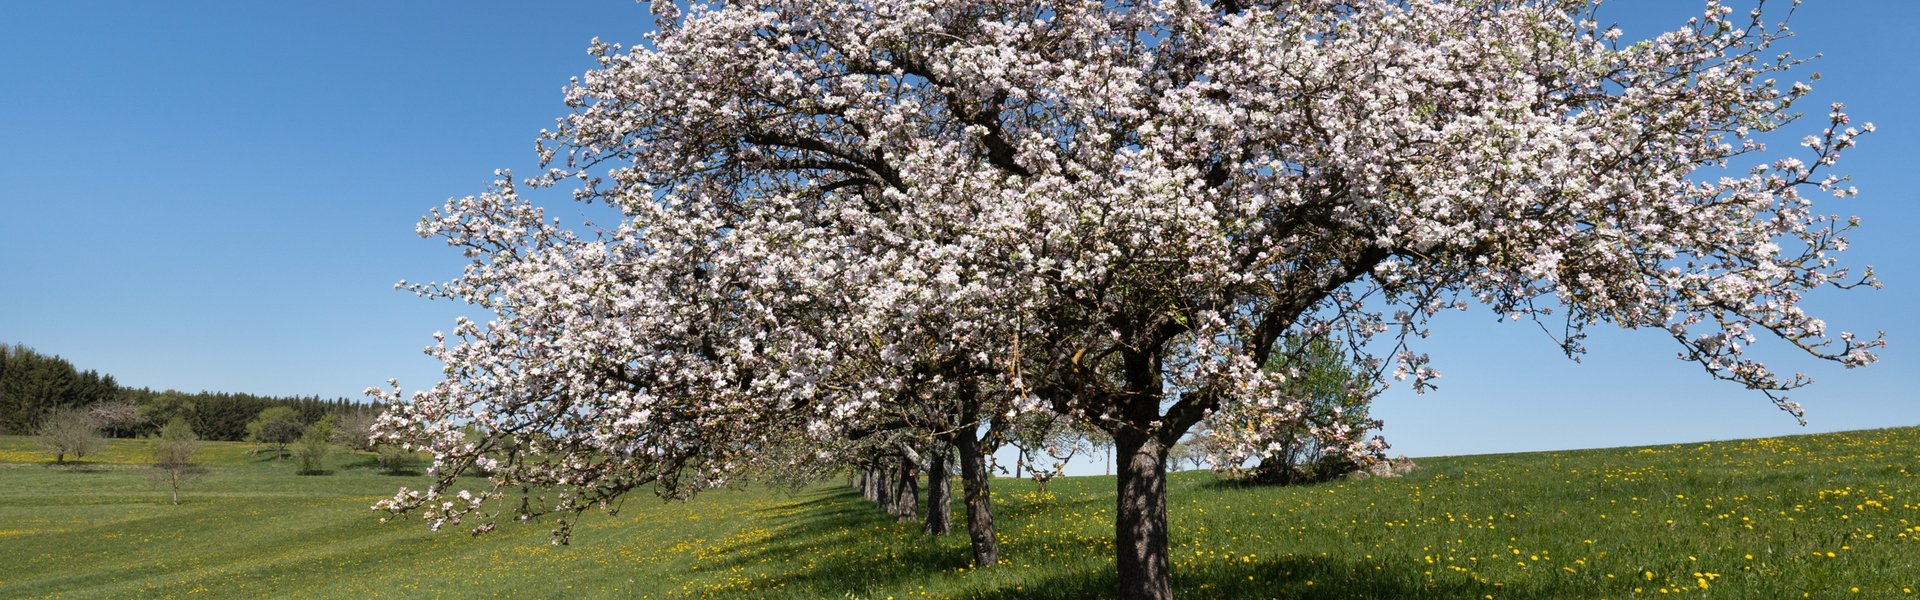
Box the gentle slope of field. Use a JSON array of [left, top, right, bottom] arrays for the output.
[[1, 427, 1915, 599]]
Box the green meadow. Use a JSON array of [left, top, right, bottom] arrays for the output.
[[1, 427, 1915, 599]]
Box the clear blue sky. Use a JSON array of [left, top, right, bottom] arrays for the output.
[[2, 1, 1913, 465]]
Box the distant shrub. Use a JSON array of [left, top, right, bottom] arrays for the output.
[[376, 445, 421, 475], [1239, 336, 1382, 486], [294, 415, 334, 475]]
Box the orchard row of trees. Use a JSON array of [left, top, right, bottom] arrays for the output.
[[0, 344, 374, 441], [373, 1, 1881, 598], [834, 335, 1377, 561]]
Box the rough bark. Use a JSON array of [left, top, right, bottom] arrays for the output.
[[1115, 427, 1173, 600], [893, 457, 919, 522], [923, 441, 952, 535], [953, 429, 1000, 567]]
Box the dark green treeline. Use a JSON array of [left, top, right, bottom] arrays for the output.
[[0, 344, 375, 440]]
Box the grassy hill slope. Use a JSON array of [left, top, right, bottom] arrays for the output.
[[1, 427, 1915, 599]]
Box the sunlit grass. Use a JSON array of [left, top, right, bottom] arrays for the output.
[[1, 427, 1915, 598]]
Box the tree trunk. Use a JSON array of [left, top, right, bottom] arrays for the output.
[[893, 457, 919, 522], [924, 441, 952, 535], [953, 430, 1000, 567], [884, 460, 899, 515], [1115, 428, 1173, 600]]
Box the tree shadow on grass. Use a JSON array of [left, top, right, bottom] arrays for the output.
[[696, 486, 975, 595], [994, 489, 1104, 522], [1196, 473, 1355, 492], [750, 487, 868, 516], [696, 484, 1576, 599], [984, 553, 1563, 600], [43, 461, 109, 473], [338, 455, 424, 476]]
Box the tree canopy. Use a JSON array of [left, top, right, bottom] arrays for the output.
[[374, 1, 1880, 597]]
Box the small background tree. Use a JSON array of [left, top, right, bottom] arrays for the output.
[[1241, 337, 1381, 485], [89, 400, 143, 439], [294, 414, 335, 475], [1082, 428, 1115, 477], [1167, 434, 1211, 472], [246, 406, 302, 460], [1005, 412, 1092, 485], [329, 411, 376, 452], [150, 417, 204, 505], [36, 407, 103, 465], [332, 411, 415, 473]]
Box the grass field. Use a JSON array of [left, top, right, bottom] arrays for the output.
[[1, 427, 1915, 599]]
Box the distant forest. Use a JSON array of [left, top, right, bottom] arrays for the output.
[[0, 344, 376, 441]]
